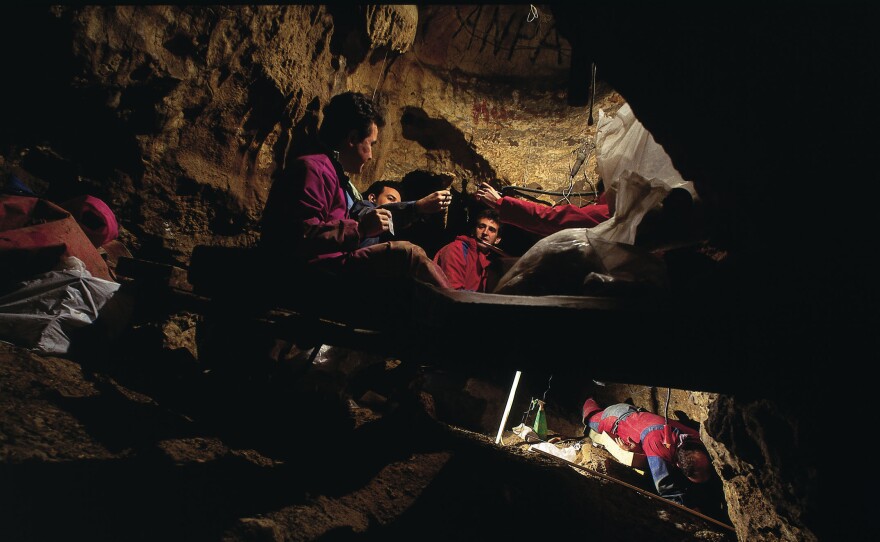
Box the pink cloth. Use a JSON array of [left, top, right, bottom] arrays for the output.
[[59, 195, 119, 248]]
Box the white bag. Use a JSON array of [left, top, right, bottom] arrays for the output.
[[0, 257, 120, 354]]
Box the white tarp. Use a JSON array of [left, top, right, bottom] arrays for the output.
[[494, 103, 695, 295], [0, 257, 120, 354], [591, 102, 694, 244]]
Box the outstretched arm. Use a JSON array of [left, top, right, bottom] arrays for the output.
[[476, 182, 610, 237], [385, 190, 452, 231]]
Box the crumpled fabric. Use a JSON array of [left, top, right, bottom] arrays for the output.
[[529, 441, 579, 463], [493, 228, 668, 296], [1, 194, 113, 282], [59, 194, 119, 248], [0, 257, 120, 354], [492, 104, 693, 296], [594, 103, 694, 219]]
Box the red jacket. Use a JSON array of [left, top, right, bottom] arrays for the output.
[[593, 404, 701, 505], [596, 409, 699, 466], [497, 193, 610, 237], [433, 235, 491, 291]]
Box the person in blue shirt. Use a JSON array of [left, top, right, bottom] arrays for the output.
[[349, 179, 451, 248]]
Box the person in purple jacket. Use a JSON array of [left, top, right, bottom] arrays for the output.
[[260, 91, 449, 288]]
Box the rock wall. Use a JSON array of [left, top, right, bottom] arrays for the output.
[[2, 5, 615, 263]]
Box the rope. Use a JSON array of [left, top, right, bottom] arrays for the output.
[[527, 4, 539, 23], [372, 48, 390, 102]]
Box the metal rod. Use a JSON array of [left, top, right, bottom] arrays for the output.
[[476, 239, 511, 258], [501, 185, 598, 198], [530, 447, 735, 532]]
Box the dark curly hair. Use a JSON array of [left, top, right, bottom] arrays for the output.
[[675, 439, 710, 480], [474, 207, 502, 235], [318, 91, 386, 150], [363, 179, 402, 200]]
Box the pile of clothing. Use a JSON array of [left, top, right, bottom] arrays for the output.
[[1, 177, 124, 354]]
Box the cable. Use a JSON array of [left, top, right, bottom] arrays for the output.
[[501, 185, 597, 198], [588, 62, 597, 126], [663, 386, 672, 448], [664, 387, 671, 422], [527, 4, 538, 23], [542, 374, 552, 402], [372, 48, 390, 102]]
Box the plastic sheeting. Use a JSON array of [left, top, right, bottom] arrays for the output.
[[494, 103, 693, 296], [493, 228, 668, 296], [0, 257, 120, 354], [594, 103, 694, 221]]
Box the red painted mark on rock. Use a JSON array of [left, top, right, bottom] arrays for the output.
[[472, 100, 511, 125]]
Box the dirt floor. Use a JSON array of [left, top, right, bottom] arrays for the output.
[[0, 340, 734, 541]]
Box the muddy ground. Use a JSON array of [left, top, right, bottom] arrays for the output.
[[1, 338, 734, 541]]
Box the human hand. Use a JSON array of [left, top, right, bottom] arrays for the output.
[[360, 208, 393, 238], [415, 190, 452, 214], [476, 182, 502, 208], [614, 436, 639, 452]]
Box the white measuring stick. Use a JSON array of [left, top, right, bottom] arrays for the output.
[[495, 370, 522, 444]]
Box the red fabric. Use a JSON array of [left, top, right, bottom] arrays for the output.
[[498, 193, 611, 238], [582, 397, 603, 424], [433, 235, 491, 291], [597, 409, 699, 463], [59, 195, 119, 248], [0, 195, 113, 282]]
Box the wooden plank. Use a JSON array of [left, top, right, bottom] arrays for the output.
[[588, 429, 647, 473]]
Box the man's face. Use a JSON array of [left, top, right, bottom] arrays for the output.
[[369, 186, 401, 206], [474, 218, 500, 246], [339, 122, 379, 174]]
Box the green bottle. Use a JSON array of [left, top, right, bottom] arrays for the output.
[[533, 400, 548, 439]]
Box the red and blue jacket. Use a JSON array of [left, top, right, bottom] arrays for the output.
[[584, 400, 700, 505], [433, 235, 491, 292]]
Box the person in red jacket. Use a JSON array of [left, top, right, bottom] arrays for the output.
[[475, 181, 611, 238], [260, 91, 449, 288], [433, 209, 502, 292], [582, 398, 712, 507]]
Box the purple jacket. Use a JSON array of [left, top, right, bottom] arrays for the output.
[[261, 154, 362, 262]]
